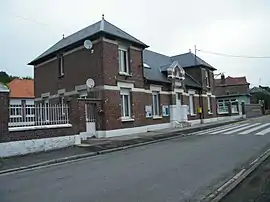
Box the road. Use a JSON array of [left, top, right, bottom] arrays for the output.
[[1, 116, 270, 202]]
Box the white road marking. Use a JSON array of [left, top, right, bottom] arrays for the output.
[[210, 123, 250, 134], [255, 127, 270, 136], [238, 123, 270, 135], [195, 124, 237, 135], [223, 123, 261, 135]]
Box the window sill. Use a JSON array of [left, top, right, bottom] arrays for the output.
[[153, 116, 162, 119], [58, 74, 64, 78], [121, 117, 135, 122], [190, 114, 197, 117], [208, 112, 213, 115], [119, 72, 131, 77]]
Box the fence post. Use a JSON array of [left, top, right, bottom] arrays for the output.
[[0, 85, 10, 141]]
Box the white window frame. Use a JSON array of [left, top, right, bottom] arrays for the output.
[[189, 94, 195, 115], [59, 56, 64, 76], [118, 45, 129, 75], [152, 91, 160, 117], [120, 88, 132, 120], [205, 69, 210, 87], [207, 96, 212, 114]]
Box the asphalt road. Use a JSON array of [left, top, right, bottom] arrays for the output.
[[1, 116, 270, 202]]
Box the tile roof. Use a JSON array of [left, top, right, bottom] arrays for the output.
[[29, 17, 148, 65], [143, 50, 202, 88], [8, 79, 34, 98], [250, 87, 270, 95], [215, 76, 249, 86]]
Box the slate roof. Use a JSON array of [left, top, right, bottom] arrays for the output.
[[0, 82, 9, 92], [215, 76, 249, 86], [8, 79, 34, 98], [171, 52, 216, 70], [250, 87, 270, 95], [29, 17, 148, 65], [143, 50, 202, 88]]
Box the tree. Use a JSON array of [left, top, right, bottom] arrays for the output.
[[0, 71, 11, 84]]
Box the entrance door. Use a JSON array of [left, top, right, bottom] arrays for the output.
[[85, 103, 96, 137]]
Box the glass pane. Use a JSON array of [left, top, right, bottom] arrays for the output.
[[124, 95, 130, 117], [153, 95, 158, 115], [120, 95, 123, 116], [123, 51, 127, 72]]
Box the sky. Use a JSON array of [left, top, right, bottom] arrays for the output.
[[1, 0, 270, 86]]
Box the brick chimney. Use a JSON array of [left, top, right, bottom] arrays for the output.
[[221, 73, 226, 85]]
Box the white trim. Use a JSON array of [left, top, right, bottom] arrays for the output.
[[130, 46, 142, 51], [75, 84, 87, 91], [0, 134, 80, 157], [121, 118, 135, 122], [150, 85, 162, 92], [0, 89, 9, 93], [153, 116, 163, 119], [35, 57, 57, 68], [96, 122, 171, 138], [188, 90, 196, 95], [41, 92, 50, 98], [103, 37, 118, 45], [117, 82, 134, 89], [9, 124, 72, 132], [58, 89, 66, 95]]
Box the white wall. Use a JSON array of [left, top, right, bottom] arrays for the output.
[[0, 134, 81, 158]]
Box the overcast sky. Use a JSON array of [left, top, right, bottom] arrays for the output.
[[1, 0, 269, 86]]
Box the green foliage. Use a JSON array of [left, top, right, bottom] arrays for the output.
[[0, 71, 32, 84]]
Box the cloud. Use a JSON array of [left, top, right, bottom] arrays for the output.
[[0, 0, 269, 86]]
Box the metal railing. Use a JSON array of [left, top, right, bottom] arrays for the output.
[[9, 104, 70, 128]]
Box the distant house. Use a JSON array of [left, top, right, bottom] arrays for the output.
[[8, 79, 35, 126], [250, 86, 270, 109], [214, 74, 250, 114]]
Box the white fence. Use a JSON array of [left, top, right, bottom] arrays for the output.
[[9, 104, 70, 127]]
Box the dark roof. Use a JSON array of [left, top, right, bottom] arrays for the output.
[[215, 76, 250, 86], [143, 50, 202, 88], [171, 52, 216, 70], [250, 87, 270, 95], [0, 82, 9, 92], [29, 17, 148, 65]]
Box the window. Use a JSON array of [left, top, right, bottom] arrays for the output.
[[58, 55, 64, 76], [152, 91, 160, 116], [207, 96, 212, 114], [120, 89, 131, 119], [118, 46, 129, 74], [59, 96, 65, 114], [189, 94, 195, 115]]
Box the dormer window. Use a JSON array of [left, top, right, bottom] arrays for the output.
[[118, 45, 129, 75], [174, 67, 185, 80]]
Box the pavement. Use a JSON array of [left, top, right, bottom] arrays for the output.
[[220, 154, 270, 202], [1, 115, 270, 202], [0, 118, 243, 173]]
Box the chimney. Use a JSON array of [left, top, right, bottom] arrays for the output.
[[221, 73, 225, 85]]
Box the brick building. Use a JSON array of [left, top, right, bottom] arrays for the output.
[[28, 16, 217, 138], [214, 74, 250, 114]]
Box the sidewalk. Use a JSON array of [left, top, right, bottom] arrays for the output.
[[0, 118, 244, 174]]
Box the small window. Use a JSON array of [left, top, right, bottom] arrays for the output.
[[58, 55, 64, 76], [118, 46, 129, 74], [152, 91, 160, 116], [205, 69, 210, 87], [120, 88, 131, 118]]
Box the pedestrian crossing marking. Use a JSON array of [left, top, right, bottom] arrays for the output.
[[210, 123, 249, 134], [223, 123, 261, 135], [255, 127, 270, 136], [195, 124, 237, 136], [238, 123, 270, 135]]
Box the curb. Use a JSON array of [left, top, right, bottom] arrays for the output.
[[200, 148, 270, 202], [0, 119, 244, 175]]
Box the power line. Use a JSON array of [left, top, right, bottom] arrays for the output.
[[197, 49, 270, 59]]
